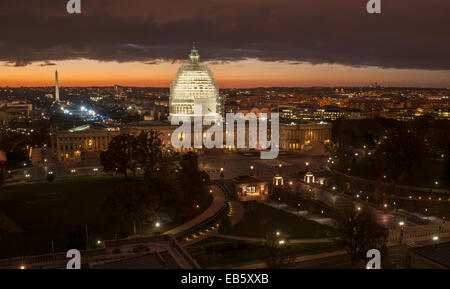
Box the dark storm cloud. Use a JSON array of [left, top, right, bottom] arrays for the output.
[[38, 62, 57, 66], [0, 0, 449, 70]]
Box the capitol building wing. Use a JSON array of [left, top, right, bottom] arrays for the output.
[[169, 43, 221, 119]]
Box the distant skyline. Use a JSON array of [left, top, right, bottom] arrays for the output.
[[0, 0, 449, 88], [1, 59, 449, 88]]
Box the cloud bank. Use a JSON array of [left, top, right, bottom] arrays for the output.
[[0, 0, 449, 70]]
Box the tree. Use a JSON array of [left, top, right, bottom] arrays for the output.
[[263, 231, 296, 269], [135, 130, 163, 176], [100, 134, 138, 179], [0, 133, 29, 169], [176, 152, 209, 217], [218, 215, 232, 234], [336, 206, 388, 263], [0, 214, 21, 242], [102, 180, 160, 234], [374, 128, 426, 182], [0, 214, 21, 258], [46, 173, 55, 183], [442, 152, 450, 187]]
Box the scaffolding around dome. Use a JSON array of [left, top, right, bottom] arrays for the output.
[[169, 43, 222, 120]]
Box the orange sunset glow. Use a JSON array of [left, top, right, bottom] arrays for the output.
[[1, 59, 449, 88]]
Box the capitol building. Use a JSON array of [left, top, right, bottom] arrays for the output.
[[43, 44, 331, 164], [169, 43, 222, 119]]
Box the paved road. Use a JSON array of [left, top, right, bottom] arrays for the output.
[[164, 185, 225, 236], [227, 234, 450, 269], [199, 152, 327, 181], [213, 233, 333, 244]]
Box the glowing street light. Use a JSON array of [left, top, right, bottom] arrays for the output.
[[433, 236, 439, 241], [155, 222, 161, 228]]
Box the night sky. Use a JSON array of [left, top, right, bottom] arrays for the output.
[[0, 0, 449, 87]]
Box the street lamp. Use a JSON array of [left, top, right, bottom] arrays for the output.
[[297, 203, 301, 215], [399, 221, 406, 242]]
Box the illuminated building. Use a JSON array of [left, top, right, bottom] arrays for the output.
[[169, 43, 221, 119]]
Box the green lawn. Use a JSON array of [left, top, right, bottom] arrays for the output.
[[229, 201, 337, 239], [187, 237, 337, 268], [0, 175, 211, 258], [394, 198, 450, 219], [333, 158, 448, 189]]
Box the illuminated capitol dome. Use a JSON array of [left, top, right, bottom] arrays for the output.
[[169, 43, 221, 119]]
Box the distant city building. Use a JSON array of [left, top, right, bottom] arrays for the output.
[[169, 43, 221, 119]]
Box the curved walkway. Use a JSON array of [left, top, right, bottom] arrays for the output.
[[164, 185, 225, 236], [214, 233, 334, 244]]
